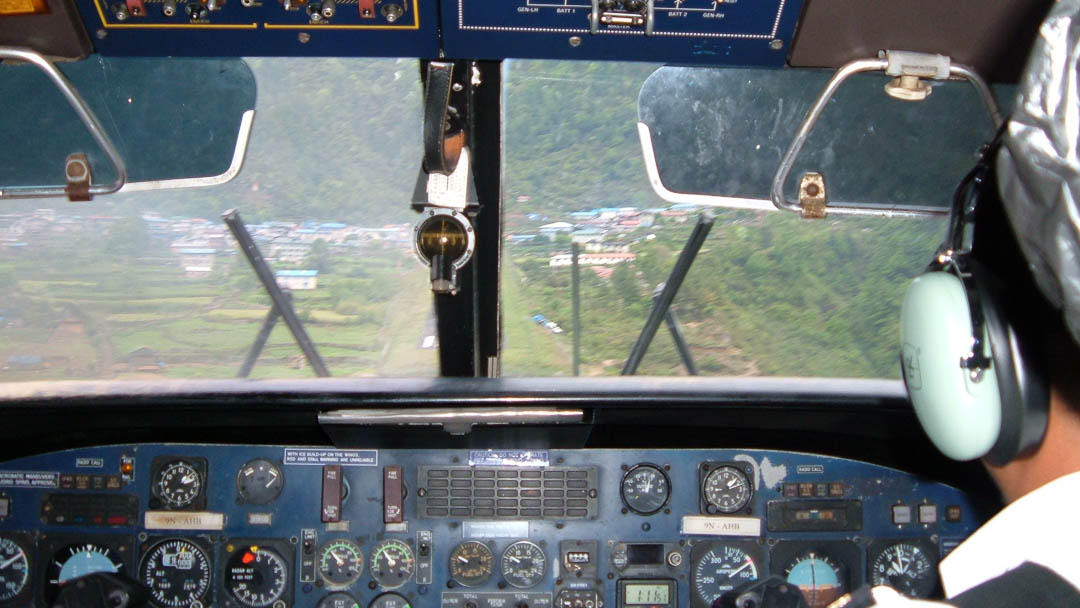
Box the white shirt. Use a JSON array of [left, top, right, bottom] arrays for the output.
[[857, 471, 1080, 606]]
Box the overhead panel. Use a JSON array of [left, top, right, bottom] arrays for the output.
[[441, 0, 804, 65], [70, 0, 439, 57]]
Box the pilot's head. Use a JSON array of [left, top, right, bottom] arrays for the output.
[[900, 0, 1080, 502]]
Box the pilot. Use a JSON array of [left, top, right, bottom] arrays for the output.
[[839, 1, 1080, 606]]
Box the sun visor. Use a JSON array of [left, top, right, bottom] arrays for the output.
[[996, 0, 1080, 347]]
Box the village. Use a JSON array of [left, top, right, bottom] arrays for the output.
[[0, 200, 714, 377]]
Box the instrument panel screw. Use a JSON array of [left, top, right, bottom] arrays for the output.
[[297, 32, 311, 43], [769, 39, 783, 50], [96, 29, 108, 39], [569, 36, 582, 47]]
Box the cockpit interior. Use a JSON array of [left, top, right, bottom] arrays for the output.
[[0, 0, 1064, 607]]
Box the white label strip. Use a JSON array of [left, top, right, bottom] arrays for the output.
[[145, 511, 225, 531], [463, 520, 530, 539], [681, 515, 762, 537]]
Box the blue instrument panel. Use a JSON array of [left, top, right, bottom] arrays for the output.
[[0, 445, 978, 608], [74, 0, 440, 57], [73, 0, 801, 64], [441, 0, 801, 65]]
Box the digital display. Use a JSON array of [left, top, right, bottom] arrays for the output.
[[627, 544, 664, 566], [624, 584, 670, 605]]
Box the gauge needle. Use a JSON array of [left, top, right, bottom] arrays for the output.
[[725, 560, 753, 579], [181, 474, 195, 484], [457, 555, 470, 563], [0, 554, 21, 569], [508, 555, 521, 564], [265, 472, 278, 488], [386, 556, 397, 567], [332, 551, 346, 566]]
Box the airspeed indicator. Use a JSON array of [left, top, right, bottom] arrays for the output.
[[692, 544, 759, 607]]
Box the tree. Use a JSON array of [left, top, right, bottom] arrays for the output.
[[104, 217, 150, 257], [305, 239, 332, 274]]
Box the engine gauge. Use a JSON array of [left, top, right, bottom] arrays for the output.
[[448, 540, 494, 587], [691, 543, 760, 608], [138, 538, 212, 608], [369, 539, 415, 589], [236, 459, 285, 505], [702, 465, 753, 513], [370, 592, 412, 608], [500, 541, 546, 589], [868, 541, 938, 598], [0, 535, 30, 603], [224, 545, 289, 608], [620, 464, 671, 515], [44, 541, 127, 605], [783, 550, 847, 608], [318, 539, 364, 588], [153, 459, 206, 509], [317, 592, 360, 608]]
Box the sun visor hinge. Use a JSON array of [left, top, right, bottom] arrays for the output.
[[64, 154, 93, 202], [798, 172, 827, 219], [881, 50, 951, 102]]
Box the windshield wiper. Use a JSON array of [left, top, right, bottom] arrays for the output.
[[223, 209, 331, 378], [622, 211, 715, 375]]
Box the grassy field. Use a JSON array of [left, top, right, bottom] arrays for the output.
[[0, 249, 438, 381], [501, 262, 572, 376]]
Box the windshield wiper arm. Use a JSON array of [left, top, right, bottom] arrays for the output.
[[622, 211, 714, 375], [223, 209, 331, 378]]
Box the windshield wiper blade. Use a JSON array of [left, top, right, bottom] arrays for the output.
[[622, 211, 714, 376], [223, 209, 331, 378]]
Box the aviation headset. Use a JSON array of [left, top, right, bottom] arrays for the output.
[[899, 136, 1049, 466]]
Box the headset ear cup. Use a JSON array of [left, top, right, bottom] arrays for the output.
[[900, 271, 1003, 461], [971, 264, 1050, 466]]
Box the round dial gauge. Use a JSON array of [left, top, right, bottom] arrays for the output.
[[45, 542, 126, 604], [157, 461, 203, 508], [369, 539, 415, 589], [370, 592, 412, 608], [692, 545, 759, 606], [318, 540, 364, 588], [784, 551, 847, 608], [237, 459, 285, 505], [317, 592, 360, 608], [500, 541, 546, 589], [869, 543, 937, 598], [448, 541, 494, 587], [620, 464, 671, 516], [225, 546, 289, 608], [138, 538, 212, 608], [0, 536, 30, 602], [703, 466, 752, 513]]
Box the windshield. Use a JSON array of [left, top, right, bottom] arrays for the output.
[[1, 58, 438, 380], [500, 60, 945, 378], [1, 57, 949, 383]]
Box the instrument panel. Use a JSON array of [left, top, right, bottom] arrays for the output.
[[68, 0, 802, 64], [0, 446, 978, 608]]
